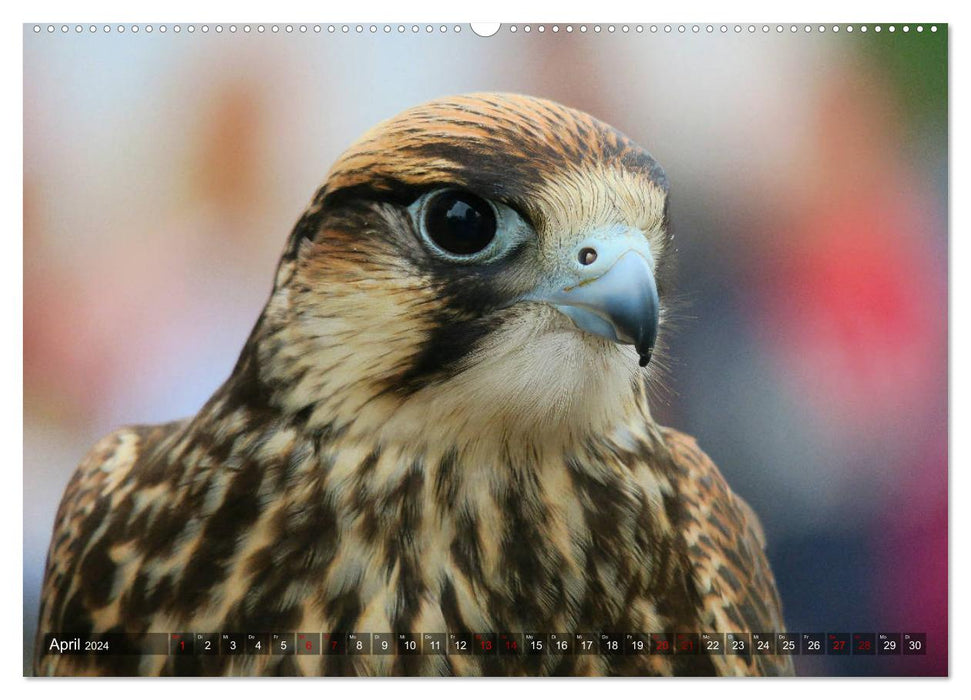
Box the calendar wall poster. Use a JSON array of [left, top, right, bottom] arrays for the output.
[[23, 20, 948, 678]]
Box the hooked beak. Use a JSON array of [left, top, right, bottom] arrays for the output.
[[527, 234, 660, 367]]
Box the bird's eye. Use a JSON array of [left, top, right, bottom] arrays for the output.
[[421, 190, 498, 257]]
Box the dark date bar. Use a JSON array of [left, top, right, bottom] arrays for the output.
[[41, 632, 927, 656]]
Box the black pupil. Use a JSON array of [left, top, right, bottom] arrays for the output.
[[424, 191, 497, 256]]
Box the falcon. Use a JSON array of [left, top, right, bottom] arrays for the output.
[[34, 93, 792, 676]]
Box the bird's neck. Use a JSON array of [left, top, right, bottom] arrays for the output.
[[216, 345, 655, 459]]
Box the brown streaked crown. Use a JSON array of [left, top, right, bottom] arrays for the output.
[[317, 92, 669, 209]]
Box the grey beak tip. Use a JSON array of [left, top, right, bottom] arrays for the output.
[[535, 247, 660, 368]]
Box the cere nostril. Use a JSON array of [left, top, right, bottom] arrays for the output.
[[578, 247, 598, 265]]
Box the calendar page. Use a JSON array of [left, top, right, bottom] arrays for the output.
[[22, 18, 948, 679]]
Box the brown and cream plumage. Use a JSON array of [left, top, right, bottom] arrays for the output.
[[35, 93, 792, 676]]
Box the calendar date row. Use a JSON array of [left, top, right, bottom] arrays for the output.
[[44, 632, 927, 656]]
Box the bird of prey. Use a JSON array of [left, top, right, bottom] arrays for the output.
[[35, 93, 792, 676]]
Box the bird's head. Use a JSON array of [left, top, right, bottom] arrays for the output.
[[254, 93, 673, 445]]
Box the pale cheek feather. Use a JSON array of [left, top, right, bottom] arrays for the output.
[[265, 282, 436, 422], [355, 310, 641, 448]]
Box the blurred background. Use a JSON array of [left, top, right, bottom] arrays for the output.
[[23, 23, 947, 676]]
